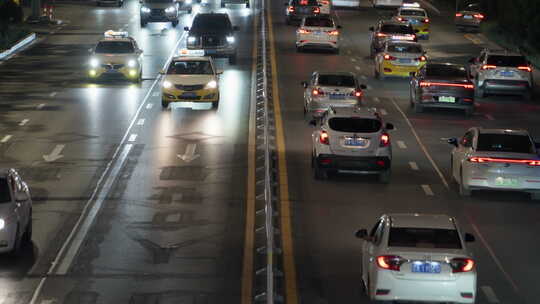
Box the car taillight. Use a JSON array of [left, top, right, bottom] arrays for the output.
[[376, 255, 403, 271], [423, 18, 430, 23], [468, 157, 540, 166], [287, 5, 295, 12], [376, 32, 387, 37], [482, 64, 496, 70], [320, 0, 329, 4], [298, 28, 311, 34], [518, 66, 532, 72], [397, 17, 404, 21], [380, 133, 390, 147], [416, 55, 427, 61], [312, 88, 324, 96], [313, 6, 320, 13], [450, 258, 475, 273], [455, 13, 463, 17], [327, 30, 339, 36], [319, 131, 329, 145], [383, 54, 397, 60], [473, 13, 484, 19], [350, 90, 363, 98]]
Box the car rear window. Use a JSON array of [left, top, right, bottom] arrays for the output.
[[318, 75, 355, 87], [192, 15, 232, 31], [380, 24, 414, 34], [388, 228, 462, 249], [328, 118, 381, 133], [400, 9, 426, 16], [167, 60, 213, 75], [0, 178, 11, 203], [388, 44, 422, 53], [486, 55, 528, 67], [477, 134, 534, 154], [305, 17, 334, 27], [95, 41, 134, 54], [426, 65, 467, 78]]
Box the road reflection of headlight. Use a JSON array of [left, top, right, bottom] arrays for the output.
[[205, 80, 217, 89], [90, 58, 99, 68], [141, 6, 151, 12], [165, 6, 176, 13], [163, 80, 172, 88], [127, 59, 137, 67], [0, 219, 5, 230], [187, 36, 196, 43], [226, 36, 235, 44]]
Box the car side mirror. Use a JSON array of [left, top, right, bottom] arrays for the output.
[[465, 233, 475, 242], [385, 123, 394, 130], [359, 84, 367, 89], [355, 229, 368, 239], [233, 26, 239, 31], [15, 192, 28, 202], [369, 26, 374, 31], [309, 119, 317, 127], [301, 81, 308, 88], [184, 26, 190, 31], [447, 137, 458, 147]]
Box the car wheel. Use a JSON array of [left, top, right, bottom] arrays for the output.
[[459, 169, 471, 196], [172, 19, 179, 27], [96, 1, 101, 6], [117, 0, 122, 7], [212, 101, 219, 109], [333, 48, 340, 55], [414, 103, 423, 113], [229, 54, 237, 65], [161, 100, 169, 109], [188, 7, 192, 14], [378, 169, 391, 184], [285, 18, 291, 25], [296, 46, 302, 53], [23, 217, 32, 244], [530, 192, 540, 201], [369, 46, 376, 58], [246, 1, 250, 8]]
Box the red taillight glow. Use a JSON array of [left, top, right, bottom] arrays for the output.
[[287, 5, 295, 12], [312, 88, 324, 96], [380, 133, 390, 147], [419, 81, 474, 89], [327, 30, 339, 36], [298, 28, 311, 34], [376, 255, 402, 271], [482, 64, 497, 70], [320, 0, 329, 4], [468, 157, 540, 166], [313, 7, 320, 13], [350, 90, 363, 98], [451, 258, 475, 273], [319, 131, 329, 145], [473, 13, 484, 19], [376, 32, 387, 37], [416, 55, 427, 61], [455, 13, 463, 17], [423, 18, 430, 23], [383, 54, 397, 60], [518, 66, 532, 72], [397, 17, 404, 21]]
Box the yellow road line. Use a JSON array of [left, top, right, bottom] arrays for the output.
[[241, 9, 258, 304], [267, 5, 299, 304]]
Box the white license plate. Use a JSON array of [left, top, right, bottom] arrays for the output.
[[439, 96, 455, 103]]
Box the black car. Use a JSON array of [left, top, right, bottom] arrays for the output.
[[409, 63, 475, 116], [285, 0, 321, 25], [369, 20, 417, 57], [184, 13, 239, 64]]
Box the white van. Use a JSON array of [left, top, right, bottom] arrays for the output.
[[373, 0, 402, 8], [333, 0, 360, 9]]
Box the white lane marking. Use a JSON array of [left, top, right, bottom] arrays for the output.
[[28, 32, 188, 302], [49, 92, 57, 97], [152, 92, 160, 97], [128, 134, 138, 142], [137, 118, 145, 126], [43, 144, 65, 162], [146, 103, 154, 109], [355, 66, 361, 71], [350, 58, 357, 62], [19, 119, 29, 126], [177, 143, 200, 162], [37, 103, 46, 110], [40, 300, 56, 304], [485, 114, 495, 120], [361, 75, 367, 80], [1, 135, 12, 143], [379, 108, 387, 115], [464, 33, 483, 45], [421, 184, 434, 196], [391, 98, 449, 188], [481, 286, 500, 304], [409, 161, 419, 170], [373, 97, 380, 103], [397, 140, 407, 149]]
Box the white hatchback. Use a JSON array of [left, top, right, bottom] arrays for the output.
[[357, 214, 477, 304], [296, 16, 341, 53]]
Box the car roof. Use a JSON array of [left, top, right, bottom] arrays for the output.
[[476, 128, 529, 136], [388, 213, 456, 230], [328, 107, 381, 119]]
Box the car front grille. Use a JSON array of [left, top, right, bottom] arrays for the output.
[[177, 95, 201, 100], [202, 36, 222, 47], [175, 84, 205, 91], [151, 8, 164, 15], [101, 64, 125, 70]]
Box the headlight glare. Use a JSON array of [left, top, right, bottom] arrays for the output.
[[187, 36, 196, 43], [163, 80, 172, 89], [226, 36, 235, 44], [127, 59, 137, 68], [141, 6, 151, 12], [90, 58, 99, 68], [205, 80, 217, 89], [165, 5, 176, 13], [0, 219, 5, 230]]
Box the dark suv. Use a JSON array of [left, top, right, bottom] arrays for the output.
[[184, 13, 239, 65], [285, 0, 321, 25]]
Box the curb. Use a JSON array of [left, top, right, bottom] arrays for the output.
[[0, 32, 37, 61]]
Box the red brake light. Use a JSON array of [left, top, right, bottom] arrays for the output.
[[416, 55, 427, 61], [376, 32, 387, 37], [419, 81, 474, 89], [451, 258, 475, 273], [518, 66, 532, 72], [482, 64, 497, 70], [313, 6, 320, 13], [327, 30, 339, 36], [376, 255, 402, 271], [383, 54, 397, 60], [300, 0, 307, 4], [312, 88, 324, 96], [298, 28, 311, 34], [319, 131, 329, 145], [397, 17, 404, 21], [287, 5, 295, 12], [380, 133, 390, 147], [320, 0, 329, 4], [473, 13, 484, 19], [423, 18, 430, 23], [350, 90, 363, 98], [468, 157, 540, 166], [455, 13, 463, 17]]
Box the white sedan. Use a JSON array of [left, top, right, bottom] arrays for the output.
[[357, 213, 477, 304], [449, 127, 540, 199], [296, 16, 341, 53]]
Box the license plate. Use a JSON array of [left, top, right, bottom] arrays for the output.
[[463, 15, 473, 19], [439, 96, 456, 103], [410, 19, 420, 24], [344, 138, 366, 147], [398, 58, 411, 63], [313, 30, 321, 35], [412, 262, 441, 274], [180, 92, 197, 98], [500, 71, 514, 77], [495, 178, 520, 187], [329, 94, 345, 99]]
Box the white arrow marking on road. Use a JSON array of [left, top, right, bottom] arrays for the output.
[[1, 135, 12, 143], [421, 184, 434, 196], [146, 103, 153, 109], [152, 92, 160, 97], [397, 140, 407, 149], [137, 118, 145, 126], [409, 161, 419, 171], [49, 92, 57, 98], [43, 144, 65, 162], [177, 143, 200, 162], [19, 119, 30, 126], [128, 134, 138, 142], [379, 108, 388, 115]]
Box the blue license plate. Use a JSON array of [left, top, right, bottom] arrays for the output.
[[329, 94, 345, 99], [411, 262, 441, 274], [500, 71, 514, 77], [344, 139, 366, 146], [463, 15, 473, 19], [398, 58, 411, 63], [410, 19, 420, 24]]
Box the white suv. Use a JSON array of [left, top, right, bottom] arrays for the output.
[[356, 214, 477, 304], [310, 107, 394, 182], [469, 49, 534, 100]]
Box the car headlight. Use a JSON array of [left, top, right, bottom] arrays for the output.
[[226, 36, 235, 44], [0, 219, 4, 230], [165, 6, 176, 13], [89, 58, 99, 68], [163, 80, 172, 89], [141, 6, 151, 13], [205, 80, 217, 89], [187, 36, 196, 44], [186, 0, 192, 3], [127, 59, 137, 68]]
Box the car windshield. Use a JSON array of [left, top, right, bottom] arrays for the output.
[[388, 44, 422, 53], [380, 24, 414, 34], [388, 228, 462, 249], [477, 134, 534, 154], [0, 178, 11, 203], [400, 9, 426, 16], [486, 55, 528, 67], [318, 75, 355, 87], [95, 41, 134, 54], [328, 118, 381, 133], [304, 17, 334, 27], [192, 16, 232, 31], [426, 65, 467, 78], [167, 61, 213, 75]]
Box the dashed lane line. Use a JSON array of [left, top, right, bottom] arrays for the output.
[[350, 58, 357, 62], [146, 103, 154, 109], [409, 161, 419, 170], [379, 108, 387, 115], [128, 134, 138, 142], [1, 135, 12, 143], [361, 75, 367, 80], [373, 97, 380, 103], [397, 140, 407, 149], [481, 286, 500, 304], [464, 33, 483, 45], [49, 92, 57, 97], [421, 184, 434, 196], [355, 66, 361, 71], [137, 118, 145, 126], [19, 119, 29, 126]]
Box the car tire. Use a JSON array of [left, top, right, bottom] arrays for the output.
[[96, 1, 101, 6], [334, 48, 340, 55], [296, 46, 302, 53], [378, 169, 391, 184], [414, 103, 423, 113], [117, 0, 122, 7], [229, 54, 237, 65], [23, 216, 32, 244], [369, 46, 376, 58], [172, 19, 179, 27], [188, 7, 192, 14], [285, 18, 291, 25], [530, 192, 540, 201], [212, 101, 219, 109], [161, 100, 169, 109], [459, 169, 471, 196], [246, 1, 250, 8], [140, 19, 147, 27]]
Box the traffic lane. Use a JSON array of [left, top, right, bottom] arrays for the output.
[[31, 3, 255, 303]]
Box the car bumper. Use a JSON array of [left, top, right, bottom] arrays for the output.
[[455, 18, 481, 27], [373, 270, 476, 304], [162, 88, 219, 103], [481, 79, 531, 93], [381, 61, 424, 77], [0, 224, 17, 253], [287, 13, 318, 21], [88, 67, 140, 80], [417, 91, 474, 110], [464, 171, 540, 192], [296, 39, 338, 49], [316, 155, 390, 173]]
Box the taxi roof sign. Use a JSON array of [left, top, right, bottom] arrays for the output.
[[402, 2, 421, 7], [178, 49, 205, 57], [104, 30, 129, 38]]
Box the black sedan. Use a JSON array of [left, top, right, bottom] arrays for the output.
[[285, 0, 321, 25], [409, 63, 475, 116]]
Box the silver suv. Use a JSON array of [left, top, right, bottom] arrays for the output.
[[469, 49, 533, 100], [310, 107, 394, 182]]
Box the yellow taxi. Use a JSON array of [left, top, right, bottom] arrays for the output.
[[161, 50, 221, 109], [88, 31, 143, 82], [374, 41, 427, 79], [393, 3, 430, 40]]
